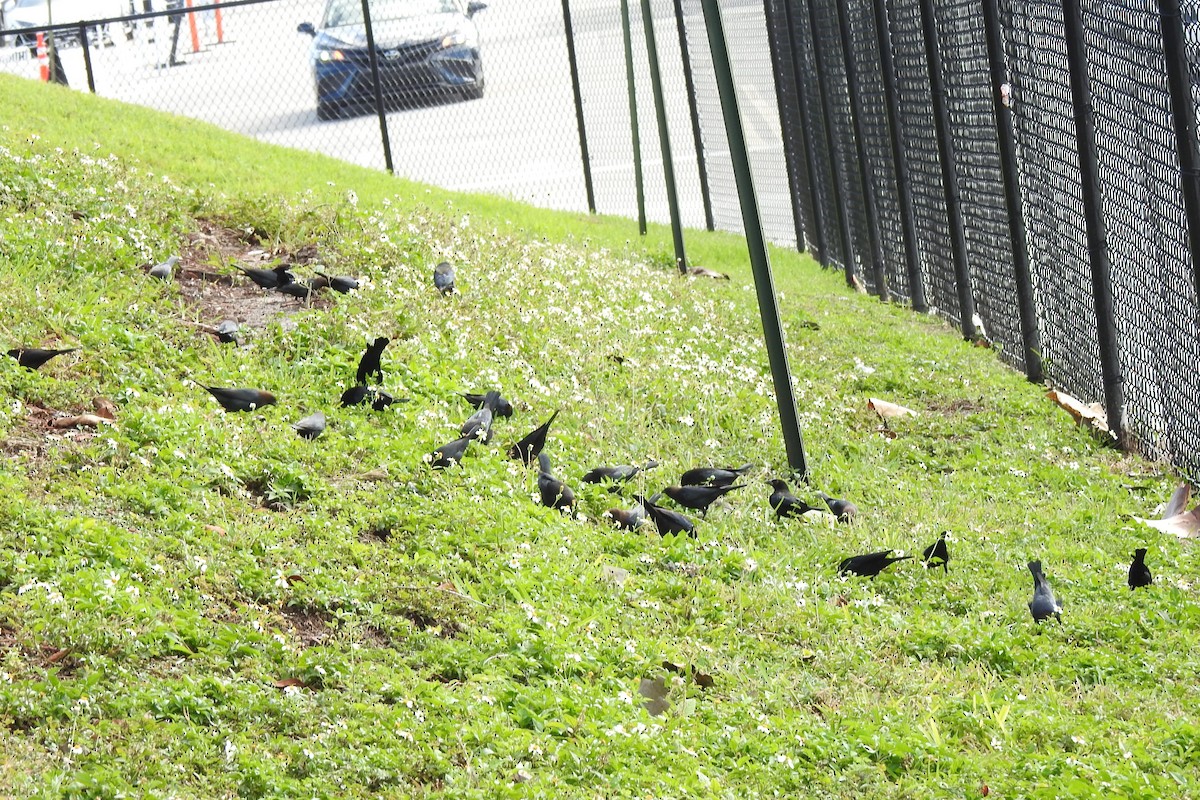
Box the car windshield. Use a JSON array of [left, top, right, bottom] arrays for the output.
[[324, 0, 458, 27]]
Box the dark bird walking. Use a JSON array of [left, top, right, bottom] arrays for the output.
[[838, 550, 912, 578], [635, 494, 696, 538], [604, 500, 647, 530], [215, 319, 240, 344], [276, 280, 318, 300], [766, 479, 822, 520], [460, 389, 501, 442], [680, 463, 754, 487], [292, 411, 326, 440], [315, 272, 360, 293], [508, 410, 559, 466], [582, 460, 657, 487], [371, 390, 401, 411], [236, 264, 294, 289], [149, 254, 179, 281], [1027, 560, 1062, 623], [923, 532, 950, 573], [462, 390, 514, 418], [341, 385, 372, 407], [429, 435, 472, 470], [356, 337, 389, 386], [817, 491, 858, 524], [433, 261, 456, 295], [663, 483, 745, 517], [7, 347, 77, 371], [201, 385, 276, 413], [1128, 548, 1152, 590], [537, 453, 576, 513]]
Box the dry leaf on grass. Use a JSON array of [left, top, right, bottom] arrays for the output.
[[272, 677, 306, 689], [868, 398, 917, 419], [49, 414, 111, 429], [1163, 483, 1192, 519], [92, 397, 118, 420], [1135, 506, 1200, 539], [1046, 389, 1109, 433]]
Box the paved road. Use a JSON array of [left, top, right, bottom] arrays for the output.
[[0, 0, 796, 245]]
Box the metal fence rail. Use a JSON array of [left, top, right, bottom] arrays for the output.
[[4, 0, 1200, 481]]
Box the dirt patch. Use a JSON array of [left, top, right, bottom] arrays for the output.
[[174, 220, 332, 340], [1, 400, 114, 474], [359, 525, 393, 545], [281, 605, 336, 648], [927, 397, 988, 415]]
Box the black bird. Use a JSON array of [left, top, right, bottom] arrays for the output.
[[7, 347, 77, 371], [838, 550, 912, 578], [292, 411, 326, 440], [461, 391, 515, 418], [1027, 560, 1062, 623], [923, 532, 950, 573], [276, 280, 318, 300], [604, 501, 647, 530], [663, 483, 745, 517], [817, 491, 859, 524], [460, 390, 501, 442], [429, 435, 472, 470], [215, 319, 240, 344], [315, 272, 360, 293], [765, 479, 822, 520], [236, 264, 294, 289], [582, 460, 658, 487], [433, 261, 456, 295], [371, 390, 402, 411], [508, 410, 560, 466], [680, 463, 754, 487], [340, 385, 372, 407], [537, 453, 576, 513], [635, 494, 696, 538], [201, 385, 276, 413], [356, 337, 389, 386], [1128, 548, 1152, 590]]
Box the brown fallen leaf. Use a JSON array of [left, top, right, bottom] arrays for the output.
[[686, 266, 730, 280], [1135, 506, 1200, 539], [273, 677, 306, 689], [203, 524, 227, 536], [638, 677, 670, 717], [46, 647, 71, 664], [356, 469, 390, 482], [830, 594, 849, 608], [285, 574, 304, 586], [437, 580, 458, 594], [49, 414, 111, 429], [692, 669, 715, 689], [92, 397, 118, 420], [1046, 389, 1109, 433], [868, 398, 917, 419], [876, 426, 899, 440], [1163, 483, 1192, 519]]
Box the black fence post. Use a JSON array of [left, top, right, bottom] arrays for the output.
[[763, 0, 810, 252], [872, 0, 927, 311], [781, 0, 828, 259], [640, 0, 689, 273], [699, 0, 808, 477], [981, 0, 1042, 380], [358, 0, 393, 174], [916, 0, 976, 338], [672, 0, 714, 232], [560, 0, 597, 214], [79, 23, 96, 93], [1160, 0, 1200, 305], [1061, 0, 1125, 445], [804, 0, 858, 286], [833, 0, 888, 300], [620, 0, 648, 235]]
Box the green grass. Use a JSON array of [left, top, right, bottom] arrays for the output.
[[0, 75, 1197, 799]]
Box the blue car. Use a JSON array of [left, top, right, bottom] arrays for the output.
[[299, 0, 486, 121]]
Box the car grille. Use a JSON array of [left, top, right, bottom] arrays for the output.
[[378, 39, 441, 66]]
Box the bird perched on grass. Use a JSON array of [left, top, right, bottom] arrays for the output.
[[1027, 560, 1062, 623], [215, 320, 240, 345], [582, 460, 658, 488], [341, 385, 372, 407], [635, 494, 695, 538], [838, 550, 911, 578], [765, 479, 822, 520], [460, 389, 501, 443], [149, 255, 179, 281], [236, 264, 293, 289], [604, 500, 647, 530], [923, 532, 950, 573], [461, 391, 514, 418], [509, 410, 559, 467], [433, 261, 456, 295], [315, 272, 360, 293], [371, 390, 402, 411], [537, 453, 576, 513], [1128, 548, 1152, 590], [7, 347, 77, 371], [356, 337, 389, 386], [680, 463, 753, 487], [816, 491, 858, 523], [201, 385, 276, 413], [663, 483, 744, 517], [276, 280, 318, 300], [292, 411, 326, 440], [428, 435, 472, 470]]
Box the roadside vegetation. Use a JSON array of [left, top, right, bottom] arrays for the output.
[[0, 75, 1196, 799]]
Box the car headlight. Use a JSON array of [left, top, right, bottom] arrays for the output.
[[317, 48, 346, 62], [441, 30, 476, 49]]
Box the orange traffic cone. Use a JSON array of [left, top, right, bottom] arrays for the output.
[[36, 32, 49, 82]]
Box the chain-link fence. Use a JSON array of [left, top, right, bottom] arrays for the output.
[[4, 0, 1200, 480]]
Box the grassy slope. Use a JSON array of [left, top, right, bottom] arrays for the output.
[[0, 75, 1197, 799]]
